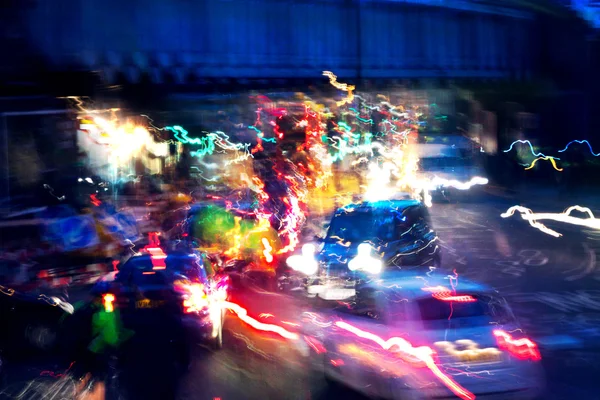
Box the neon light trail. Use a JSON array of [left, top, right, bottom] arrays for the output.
[[71, 72, 490, 262], [334, 321, 475, 400], [322, 71, 355, 106], [558, 140, 600, 157], [503, 140, 548, 158], [224, 301, 299, 341], [523, 156, 563, 171], [501, 205, 600, 237], [428, 176, 489, 191]]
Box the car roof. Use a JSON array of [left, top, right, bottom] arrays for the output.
[[336, 199, 422, 214], [362, 271, 492, 299]]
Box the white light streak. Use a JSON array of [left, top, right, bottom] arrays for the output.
[[501, 205, 600, 237]]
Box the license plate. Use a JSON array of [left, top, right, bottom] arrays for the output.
[[456, 352, 502, 364], [319, 288, 356, 300], [435, 341, 503, 364], [135, 299, 165, 309]]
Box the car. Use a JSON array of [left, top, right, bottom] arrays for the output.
[[0, 283, 73, 356], [415, 134, 488, 202], [297, 199, 440, 300], [301, 272, 545, 400], [91, 247, 227, 351]]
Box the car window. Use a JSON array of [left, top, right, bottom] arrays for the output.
[[118, 255, 207, 284], [166, 256, 207, 282], [400, 206, 428, 227], [327, 209, 375, 242], [328, 209, 408, 243], [415, 294, 510, 323]]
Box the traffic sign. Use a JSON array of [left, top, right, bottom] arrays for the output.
[[95, 210, 122, 238], [49, 215, 100, 252]]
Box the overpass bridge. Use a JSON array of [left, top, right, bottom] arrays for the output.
[[15, 0, 536, 85]]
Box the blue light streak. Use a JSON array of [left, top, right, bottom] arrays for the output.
[[503, 140, 551, 158], [558, 140, 600, 157]]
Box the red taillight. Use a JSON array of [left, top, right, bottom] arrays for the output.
[[422, 287, 477, 303], [432, 292, 477, 302], [103, 293, 115, 313], [183, 283, 208, 313], [493, 330, 541, 361], [304, 335, 327, 354]]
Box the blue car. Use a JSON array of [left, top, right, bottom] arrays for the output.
[[301, 199, 441, 300], [92, 249, 227, 350], [302, 272, 545, 399]]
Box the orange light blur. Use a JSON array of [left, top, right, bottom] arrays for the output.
[[183, 283, 209, 313], [103, 293, 115, 313]]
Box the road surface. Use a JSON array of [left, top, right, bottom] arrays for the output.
[[3, 193, 600, 399]]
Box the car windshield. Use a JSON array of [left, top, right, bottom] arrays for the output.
[[326, 206, 428, 243], [327, 210, 395, 242]]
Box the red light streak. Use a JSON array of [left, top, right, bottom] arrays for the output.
[[141, 232, 167, 269], [335, 321, 475, 400], [145, 247, 167, 259], [90, 193, 102, 206], [493, 330, 541, 361], [145, 247, 167, 269], [274, 121, 284, 140], [148, 231, 160, 246], [330, 358, 345, 367], [303, 335, 327, 354], [224, 301, 299, 341]]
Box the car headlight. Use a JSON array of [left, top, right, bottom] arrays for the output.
[[348, 243, 382, 274], [50, 296, 74, 314], [286, 244, 319, 276]]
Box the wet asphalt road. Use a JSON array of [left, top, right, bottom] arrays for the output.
[[3, 192, 600, 399]]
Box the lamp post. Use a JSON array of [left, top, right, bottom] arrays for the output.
[[356, 0, 362, 82]]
